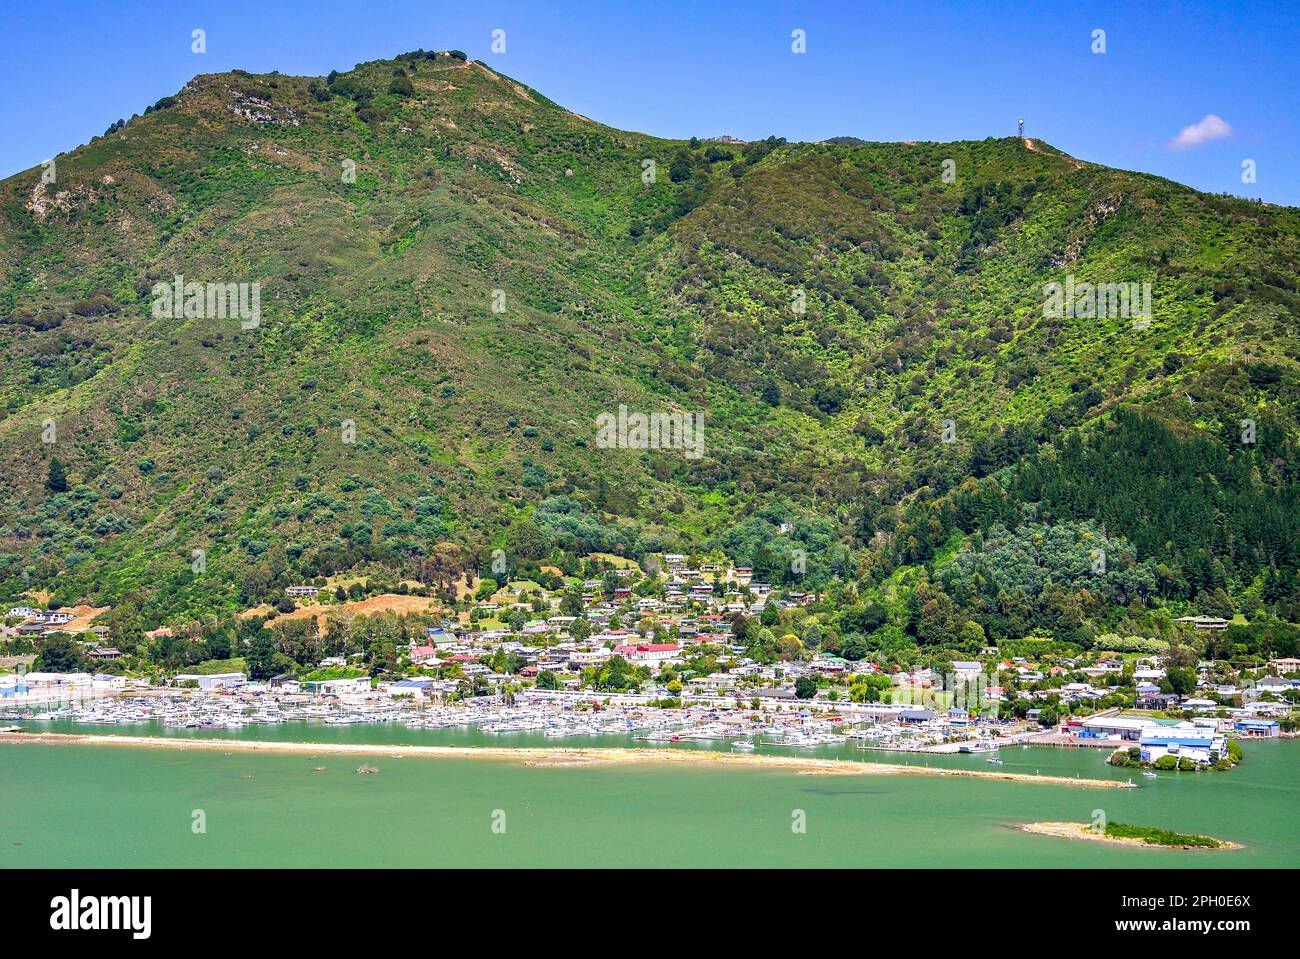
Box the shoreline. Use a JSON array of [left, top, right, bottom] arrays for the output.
[[0, 732, 1130, 787], [1021, 821, 1242, 850]]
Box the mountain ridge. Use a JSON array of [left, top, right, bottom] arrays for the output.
[[1, 50, 1297, 634]]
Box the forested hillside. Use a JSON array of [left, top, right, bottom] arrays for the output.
[[1, 50, 1296, 646]]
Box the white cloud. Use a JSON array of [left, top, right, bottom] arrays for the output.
[[1167, 114, 1233, 149]]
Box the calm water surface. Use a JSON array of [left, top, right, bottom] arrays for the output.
[[2, 721, 1296, 867]]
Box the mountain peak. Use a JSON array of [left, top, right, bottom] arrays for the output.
[[0, 53, 1295, 626]]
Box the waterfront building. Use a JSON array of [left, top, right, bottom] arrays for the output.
[[300, 676, 371, 695], [1138, 728, 1227, 765], [1073, 716, 1160, 741], [175, 672, 247, 691], [1234, 718, 1280, 738]]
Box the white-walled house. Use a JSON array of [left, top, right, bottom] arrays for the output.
[[613, 642, 680, 667]]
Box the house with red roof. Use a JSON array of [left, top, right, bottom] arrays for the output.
[[612, 642, 681, 667]]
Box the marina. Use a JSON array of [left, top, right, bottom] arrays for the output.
[[0, 687, 1049, 758]]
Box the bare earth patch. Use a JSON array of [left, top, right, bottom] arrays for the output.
[[62, 605, 111, 635], [261, 593, 441, 630]]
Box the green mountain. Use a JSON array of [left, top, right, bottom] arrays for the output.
[[2, 50, 1297, 633]]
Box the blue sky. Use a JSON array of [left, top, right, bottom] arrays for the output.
[[3, 0, 1297, 204]]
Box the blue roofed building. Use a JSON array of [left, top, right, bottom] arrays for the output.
[[1139, 727, 1227, 765], [1234, 718, 1280, 738]]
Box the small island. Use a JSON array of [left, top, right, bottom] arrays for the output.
[[1022, 821, 1240, 850]]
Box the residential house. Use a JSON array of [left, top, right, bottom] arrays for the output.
[[1172, 615, 1229, 631]]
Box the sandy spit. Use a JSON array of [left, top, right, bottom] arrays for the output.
[[0, 732, 1128, 787], [1021, 821, 1241, 850]]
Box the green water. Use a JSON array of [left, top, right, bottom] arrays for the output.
[[3, 724, 1297, 867]]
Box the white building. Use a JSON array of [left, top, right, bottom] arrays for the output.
[[174, 672, 247, 691], [301, 676, 371, 695], [614, 642, 680, 667], [1073, 715, 1159, 741], [1139, 727, 1227, 765], [24, 671, 95, 687]]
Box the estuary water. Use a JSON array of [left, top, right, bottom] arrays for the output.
[[2, 722, 1296, 868]]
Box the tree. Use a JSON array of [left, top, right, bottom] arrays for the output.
[[849, 672, 892, 703], [506, 518, 550, 561], [34, 636, 82, 672], [794, 676, 818, 699], [840, 604, 886, 634], [245, 632, 280, 680], [840, 635, 868, 661], [46, 458, 68, 493], [535, 669, 560, 690], [1164, 666, 1197, 696], [959, 619, 987, 648], [669, 152, 692, 183], [803, 621, 823, 649], [560, 588, 584, 617]]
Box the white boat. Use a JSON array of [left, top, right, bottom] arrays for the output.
[[986, 758, 1004, 765], [1142, 771, 1159, 779], [731, 739, 756, 751]]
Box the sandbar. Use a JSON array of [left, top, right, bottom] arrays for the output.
[[1021, 821, 1241, 849], [1, 732, 1129, 787]]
